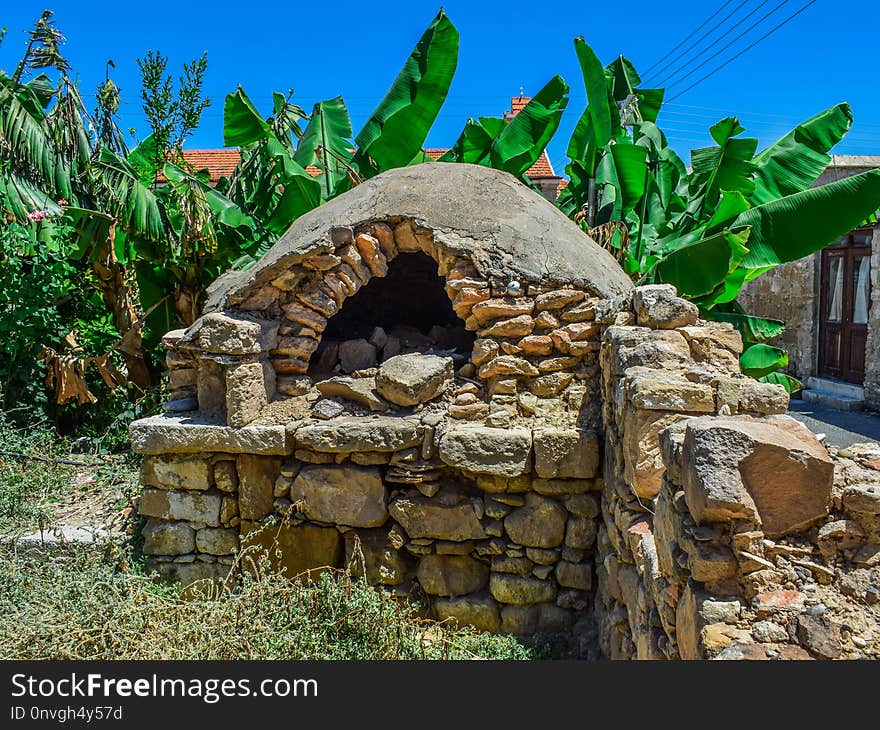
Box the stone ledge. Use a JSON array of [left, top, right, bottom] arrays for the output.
[[130, 414, 291, 455]]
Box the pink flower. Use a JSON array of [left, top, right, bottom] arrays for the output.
[[57, 198, 68, 206], [26, 210, 49, 221]]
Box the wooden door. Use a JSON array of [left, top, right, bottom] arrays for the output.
[[818, 229, 872, 383]]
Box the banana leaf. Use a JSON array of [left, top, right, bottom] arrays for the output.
[[689, 118, 758, 216], [223, 86, 271, 147], [653, 227, 750, 299], [609, 141, 648, 211], [354, 9, 458, 174], [708, 307, 785, 343], [759, 371, 802, 394], [489, 75, 569, 177], [740, 342, 789, 378], [294, 96, 353, 197], [92, 147, 164, 241], [751, 103, 853, 205], [735, 168, 880, 269], [163, 162, 256, 230]]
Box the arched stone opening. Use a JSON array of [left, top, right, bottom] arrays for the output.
[[313, 251, 476, 376]]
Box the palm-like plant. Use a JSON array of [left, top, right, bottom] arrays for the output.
[[560, 38, 880, 390]]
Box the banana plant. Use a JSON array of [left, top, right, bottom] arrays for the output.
[[561, 38, 880, 392]]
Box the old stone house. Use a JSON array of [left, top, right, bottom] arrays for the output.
[[738, 155, 880, 410]]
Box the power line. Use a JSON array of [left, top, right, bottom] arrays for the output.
[[643, 0, 749, 85], [641, 0, 736, 76], [667, 0, 819, 101], [663, 0, 790, 90], [655, 0, 782, 88]]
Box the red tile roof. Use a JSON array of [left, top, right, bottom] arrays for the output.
[[165, 94, 564, 190]]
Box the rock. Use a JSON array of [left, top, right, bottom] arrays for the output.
[[489, 573, 557, 605], [682, 415, 833, 537], [196, 527, 239, 555], [213, 460, 238, 492], [529, 372, 573, 397], [751, 620, 789, 643], [389, 497, 485, 541], [471, 339, 499, 366], [471, 297, 534, 325], [478, 315, 535, 338], [555, 561, 592, 590], [519, 335, 553, 356], [625, 367, 715, 413], [504, 493, 567, 548], [565, 516, 597, 550], [753, 589, 805, 617], [532, 428, 599, 479], [141, 455, 212, 491], [817, 519, 866, 557], [843, 483, 880, 515], [477, 356, 540, 379], [130, 415, 291, 456], [623, 410, 691, 500], [237, 455, 281, 521], [344, 528, 413, 585], [316, 377, 389, 412], [181, 312, 278, 355], [737, 379, 789, 415], [140, 489, 221, 527], [417, 554, 489, 596], [606, 326, 692, 375], [633, 284, 698, 329], [290, 464, 387, 527], [375, 354, 453, 407], [311, 399, 346, 419], [338, 339, 377, 373], [242, 522, 342, 578], [535, 289, 585, 311], [434, 592, 501, 632], [295, 417, 421, 453], [438, 425, 531, 477], [797, 615, 842, 659], [142, 520, 196, 555]]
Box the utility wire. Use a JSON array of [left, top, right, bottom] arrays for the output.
[[668, 0, 818, 101], [641, 0, 736, 76], [655, 0, 779, 87], [643, 0, 749, 85], [663, 0, 790, 90]]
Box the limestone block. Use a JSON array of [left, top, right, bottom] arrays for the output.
[[316, 376, 389, 412], [141, 455, 212, 490], [471, 339, 499, 366], [623, 409, 691, 499], [130, 415, 291, 456], [344, 528, 413, 585], [533, 428, 599, 479], [564, 516, 598, 550], [737, 379, 790, 415], [149, 560, 228, 588], [142, 520, 196, 555], [295, 417, 422, 453], [416, 554, 489, 597], [237, 454, 281, 521], [213, 460, 238, 492], [555, 561, 593, 590], [433, 592, 501, 632], [625, 367, 715, 413], [389, 497, 485, 541], [489, 573, 557, 605], [140, 489, 221, 527], [375, 354, 453, 406], [843, 483, 880, 516], [682, 415, 833, 537], [225, 360, 274, 428], [471, 297, 534, 325], [182, 312, 279, 355], [503, 493, 567, 548], [290, 464, 387, 527], [528, 372, 573, 397], [534, 289, 585, 311], [477, 356, 539, 379], [605, 326, 691, 375], [196, 358, 226, 420], [438, 425, 532, 477], [633, 284, 699, 329], [196, 527, 239, 555], [478, 315, 535, 338], [241, 522, 343, 578]]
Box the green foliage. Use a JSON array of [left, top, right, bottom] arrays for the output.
[[560, 39, 880, 390], [0, 547, 542, 660]]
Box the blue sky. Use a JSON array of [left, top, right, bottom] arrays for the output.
[[2, 0, 878, 174]]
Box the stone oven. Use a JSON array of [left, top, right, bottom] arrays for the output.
[[132, 163, 837, 650]]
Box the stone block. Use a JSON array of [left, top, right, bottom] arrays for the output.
[[338, 338, 377, 373], [625, 367, 715, 413], [389, 497, 485, 541], [606, 326, 691, 375], [682, 415, 833, 537], [555, 560, 592, 590], [182, 312, 278, 355], [290, 464, 387, 527], [376, 354, 453, 406], [438, 425, 532, 477], [623, 409, 691, 499], [196, 527, 239, 555], [504, 493, 567, 548], [490, 573, 557, 605], [142, 520, 196, 555], [295, 417, 422, 453], [140, 489, 221, 527], [130, 415, 291, 455], [141, 455, 212, 491], [344, 528, 413, 585], [241, 522, 343, 578], [316, 377, 388, 412], [633, 284, 699, 329], [417, 554, 489, 597], [433, 592, 501, 632], [532, 428, 599, 479], [237, 455, 281, 521], [225, 360, 274, 428]]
